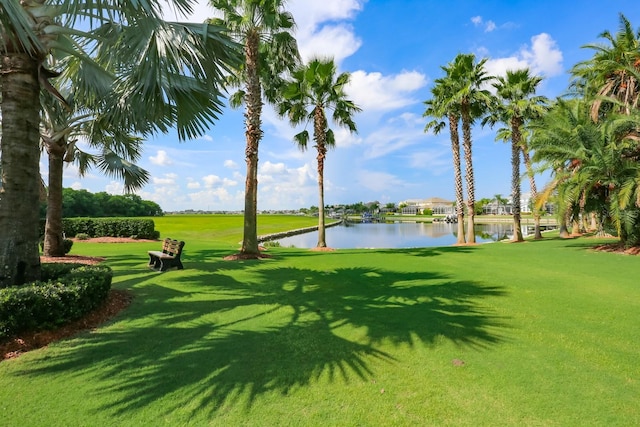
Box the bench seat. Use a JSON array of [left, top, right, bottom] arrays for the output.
[[148, 238, 185, 271]]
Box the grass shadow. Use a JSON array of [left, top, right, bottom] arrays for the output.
[[15, 250, 509, 419]]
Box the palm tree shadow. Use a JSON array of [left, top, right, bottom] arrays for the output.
[[14, 256, 509, 419]]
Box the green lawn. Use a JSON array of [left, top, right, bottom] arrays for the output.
[[1, 215, 638, 426]]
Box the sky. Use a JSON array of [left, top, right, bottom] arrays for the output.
[[56, 0, 640, 212]]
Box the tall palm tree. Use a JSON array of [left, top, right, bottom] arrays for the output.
[[424, 77, 466, 244], [0, 1, 239, 287], [443, 53, 493, 244], [278, 58, 360, 248], [210, 0, 300, 257], [485, 68, 548, 242]]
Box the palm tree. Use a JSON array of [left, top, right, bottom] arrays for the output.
[[520, 134, 544, 239], [424, 77, 466, 244], [492, 194, 508, 215], [0, 1, 239, 287], [278, 58, 360, 248], [210, 0, 299, 258], [485, 68, 548, 242], [443, 53, 493, 244], [531, 98, 640, 244], [572, 13, 640, 121], [40, 92, 150, 257]]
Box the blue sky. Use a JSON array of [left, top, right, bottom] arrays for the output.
[[58, 0, 640, 212]]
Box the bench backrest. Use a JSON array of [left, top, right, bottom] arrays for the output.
[[162, 238, 185, 256]]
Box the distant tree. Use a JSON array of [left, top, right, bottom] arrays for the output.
[[441, 53, 493, 243], [485, 68, 548, 242], [60, 188, 163, 218], [278, 58, 360, 248], [424, 70, 465, 243]]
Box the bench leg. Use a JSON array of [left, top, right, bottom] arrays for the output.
[[149, 254, 163, 270]]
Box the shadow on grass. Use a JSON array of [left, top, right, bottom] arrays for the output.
[[16, 250, 508, 419]]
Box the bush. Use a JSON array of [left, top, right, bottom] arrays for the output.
[[76, 233, 90, 240], [0, 264, 113, 340], [63, 239, 73, 254], [63, 218, 158, 239], [39, 238, 74, 254]]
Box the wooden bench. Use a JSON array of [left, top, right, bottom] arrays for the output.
[[148, 238, 185, 271]]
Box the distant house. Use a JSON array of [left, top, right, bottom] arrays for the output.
[[399, 197, 455, 215]]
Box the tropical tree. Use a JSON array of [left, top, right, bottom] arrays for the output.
[[485, 68, 548, 242], [278, 58, 361, 248], [424, 76, 466, 244], [209, 0, 300, 258], [40, 91, 149, 257], [443, 53, 493, 243], [0, 1, 239, 287], [492, 194, 508, 215], [571, 13, 640, 121], [531, 98, 640, 244]]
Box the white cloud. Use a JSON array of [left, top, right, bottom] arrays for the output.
[[202, 174, 221, 188], [297, 25, 362, 65], [289, 0, 365, 64], [197, 134, 214, 142], [105, 181, 124, 194], [187, 181, 201, 189], [150, 150, 173, 166], [362, 113, 427, 159], [224, 159, 239, 169], [471, 16, 497, 33], [153, 173, 178, 186], [485, 33, 563, 78], [355, 170, 409, 193], [70, 181, 83, 190], [260, 161, 288, 175], [347, 70, 428, 112]]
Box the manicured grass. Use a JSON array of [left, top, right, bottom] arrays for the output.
[[1, 215, 639, 426]]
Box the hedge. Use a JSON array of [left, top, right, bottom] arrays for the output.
[[0, 264, 113, 340], [62, 218, 159, 239]]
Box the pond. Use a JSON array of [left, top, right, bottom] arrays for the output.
[[273, 221, 548, 249]]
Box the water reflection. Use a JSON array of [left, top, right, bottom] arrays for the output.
[[274, 221, 545, 249]]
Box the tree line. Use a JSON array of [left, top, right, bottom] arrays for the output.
[[424, 13, 640, 248], [44, 189, 163, 218]]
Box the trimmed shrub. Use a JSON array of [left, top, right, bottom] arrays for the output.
[[76, 233, 90, 240], [0, 264, 113, 340], [63, 218, 158, 239], [39, 239, 74, 255]]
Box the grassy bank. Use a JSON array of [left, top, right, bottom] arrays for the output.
[[1, 215, 637, 425]]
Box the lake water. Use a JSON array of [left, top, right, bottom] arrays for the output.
[[274, 221, 543, 249]]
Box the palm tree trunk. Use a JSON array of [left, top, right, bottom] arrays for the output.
[[448, 113, 465, 244], [240, 31, 262, 256], [559, 206, 571, 238], [0, 53, 42, 287], [44, 142, 66, 257], [510, 119, 524, 242], [316, 149, 327, 247], [315, 107, 328, 248], [521, 148, 543, 239], [461, 105, 476, 244]]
